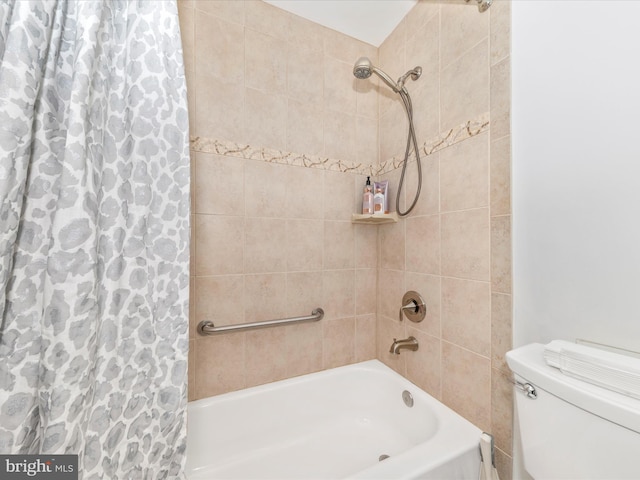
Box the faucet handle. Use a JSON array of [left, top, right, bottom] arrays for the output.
[[399, 291, 427, 323], [399, 301, 418, 322]]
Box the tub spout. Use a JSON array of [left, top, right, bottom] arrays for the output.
[[389, 336, 419, 355]]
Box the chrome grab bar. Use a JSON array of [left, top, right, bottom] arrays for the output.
[[197, 308, 324, 336]]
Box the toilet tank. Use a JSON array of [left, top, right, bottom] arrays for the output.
[[506, 343, 640, 479]]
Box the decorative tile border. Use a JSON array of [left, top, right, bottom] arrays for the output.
[[189, 136, 374, 175], [376, 112, 490, 175], [190, 112, 489, 176]]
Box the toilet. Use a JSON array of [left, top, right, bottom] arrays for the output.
[[506, 343, 640, 479]]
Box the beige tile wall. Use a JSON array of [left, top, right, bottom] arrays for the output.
[[179, 0, 379, 401], [374, 1, 513, 479], [181, 0, 512, 477], [189, 153, 379, 399]]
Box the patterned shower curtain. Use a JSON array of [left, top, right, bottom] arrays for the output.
[[0, 1, 190, 478]]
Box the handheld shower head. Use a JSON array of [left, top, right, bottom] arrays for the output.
[[397, 66, 422, 90], [353, 57, 372, 79]]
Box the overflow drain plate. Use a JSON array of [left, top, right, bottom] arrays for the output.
[[402, 390, 414, 407]]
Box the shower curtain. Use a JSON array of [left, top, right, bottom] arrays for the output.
[[0, 1, 190, 478]]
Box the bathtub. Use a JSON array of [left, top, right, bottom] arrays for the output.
[[186, 360, 481, 479]]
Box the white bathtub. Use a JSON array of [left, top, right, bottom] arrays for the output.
[[187, 360, 481, 479]]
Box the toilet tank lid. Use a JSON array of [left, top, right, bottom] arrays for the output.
[[506, 343, 640, 435]]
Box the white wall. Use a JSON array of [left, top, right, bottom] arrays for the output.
[[513, 0, 640, 352]]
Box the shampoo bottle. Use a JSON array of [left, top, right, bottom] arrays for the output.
[[373, 187, 384, 215], [362, 176, 373, 214]]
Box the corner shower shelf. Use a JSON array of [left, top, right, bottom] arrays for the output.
[[351, 212, 398, 224]]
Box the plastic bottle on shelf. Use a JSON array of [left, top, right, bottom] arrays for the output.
[[362, 176, 374, 214], [373, 187, 384, 215]]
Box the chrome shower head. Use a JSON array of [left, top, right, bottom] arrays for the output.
[[477, 0, 492, 13], [464, 0, 492, 12], [353, 57, 372, 79]]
